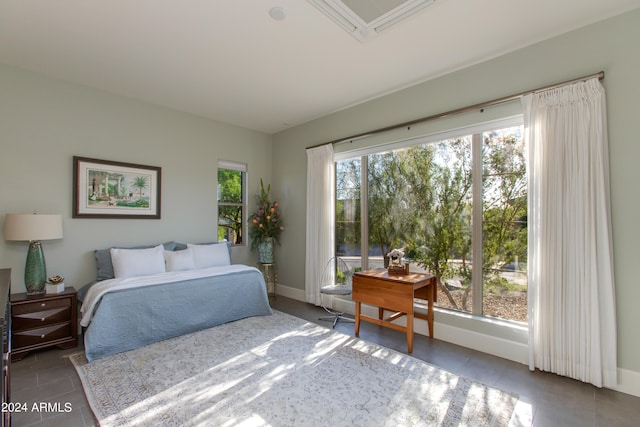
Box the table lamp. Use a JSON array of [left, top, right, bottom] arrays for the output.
[[4, 213, 63, 295]]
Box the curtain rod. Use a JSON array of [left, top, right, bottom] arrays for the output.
[[307, 71, 604, 149]]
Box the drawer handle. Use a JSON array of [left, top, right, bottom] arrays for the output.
[[40, 334, 45, 339], [41, 317, 45, 322], [41, 303, 46, 307]]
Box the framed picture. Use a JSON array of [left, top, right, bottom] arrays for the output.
[[73, 156, 161, 219]]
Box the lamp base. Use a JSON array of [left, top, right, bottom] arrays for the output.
[[25, 240, 46, 295]]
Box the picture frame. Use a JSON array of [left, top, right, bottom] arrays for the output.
[[73, 156, 161, 219]]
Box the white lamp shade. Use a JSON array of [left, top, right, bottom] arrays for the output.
[[4, 214, 63, 241]]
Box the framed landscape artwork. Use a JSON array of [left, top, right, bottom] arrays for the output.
[[73, 156, 161, 219]]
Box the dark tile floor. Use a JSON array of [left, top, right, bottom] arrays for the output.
[[9, 296, 640, 426]]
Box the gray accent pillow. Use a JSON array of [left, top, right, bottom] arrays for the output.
[[173, 242, 188, 251]]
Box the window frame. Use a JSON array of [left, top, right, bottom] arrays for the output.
[[217, 160, 247, 246]]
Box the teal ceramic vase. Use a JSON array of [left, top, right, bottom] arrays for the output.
[[258, 237, 274, 264], [25, 240, 46, 295]]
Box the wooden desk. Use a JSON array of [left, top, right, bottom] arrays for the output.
[[352, 268, 436, 353]]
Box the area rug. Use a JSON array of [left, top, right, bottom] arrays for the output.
[[70, 310, 518, 426]]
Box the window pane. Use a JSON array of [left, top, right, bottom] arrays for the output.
[[367, 150, 404, 269], [217, 169, 243, 203], [336, 158, 362, 270], [416, 138, 473, 314], [482, 126, 527, 322], [218, 205, 243, 244], [364, 140, 474, 315]]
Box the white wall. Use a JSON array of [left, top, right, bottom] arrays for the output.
[[271, 9, 640, 383], [0, 63, 272, 293]]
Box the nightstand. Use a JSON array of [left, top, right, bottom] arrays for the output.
[[11, 287, 78, 361]]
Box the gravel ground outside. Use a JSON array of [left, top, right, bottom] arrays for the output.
[[435, 288, 527, 322]]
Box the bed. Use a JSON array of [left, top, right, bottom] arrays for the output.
[[78, 241, 273, 361]]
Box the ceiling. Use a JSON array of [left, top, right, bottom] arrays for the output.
[[1, 0, 638, 134]]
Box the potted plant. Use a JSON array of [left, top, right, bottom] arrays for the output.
[[248, 179, 284, 263]]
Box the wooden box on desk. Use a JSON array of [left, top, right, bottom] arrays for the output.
[[387, 263, 409, 275]]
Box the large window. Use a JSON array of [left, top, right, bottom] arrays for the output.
[[217, 161, 247, 245], [335, 120, 527, 322]]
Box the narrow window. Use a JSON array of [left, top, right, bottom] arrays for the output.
[[217, 161, 247, 245]]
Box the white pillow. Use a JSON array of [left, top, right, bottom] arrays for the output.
[[164, 248, 196, 272], [187, 242, 231, 268], [110, 244, 166, 278]]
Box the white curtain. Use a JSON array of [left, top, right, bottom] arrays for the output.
[[523, 78, 617, 388], [305, 144, 335, 305]]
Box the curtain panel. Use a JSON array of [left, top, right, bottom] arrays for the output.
[[523, 78, 617, 387], [305, 144, 335, 306]]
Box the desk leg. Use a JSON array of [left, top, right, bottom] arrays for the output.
[[407, 312, 414, 353], [427, 281, 435, 338], [378, 307, 384, 320], [355, 301, 361, 337]]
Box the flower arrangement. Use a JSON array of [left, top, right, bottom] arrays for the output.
[[387, 248, 408, 274], [388, 248, 405, 265], [248, 179, 285, 251]]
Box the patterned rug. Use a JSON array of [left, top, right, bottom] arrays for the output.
[[70, 310, 518, 426]]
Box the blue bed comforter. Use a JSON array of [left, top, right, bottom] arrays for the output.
[[80, 265, 272, 361]]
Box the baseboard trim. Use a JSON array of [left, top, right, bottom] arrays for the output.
[[275, 283, 305, 301], [615, 367, 640, 397], [275, 284, 640, 397]]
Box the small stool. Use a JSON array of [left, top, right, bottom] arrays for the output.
[[257, 262, 277, 300]]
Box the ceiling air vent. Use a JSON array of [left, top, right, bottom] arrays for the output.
[[309, 0, 436, 41]]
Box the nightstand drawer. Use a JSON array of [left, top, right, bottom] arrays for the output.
[[12, 306, 71, 330], [12, 297, 71, 315], [12, 323, 72, 349]]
